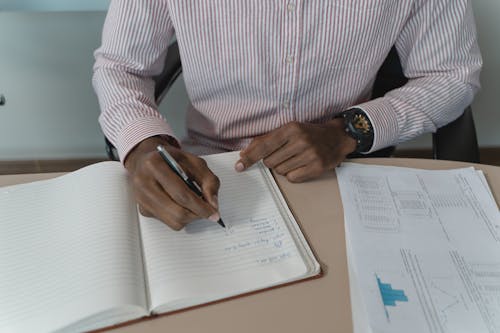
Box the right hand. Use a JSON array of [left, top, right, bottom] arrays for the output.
[[124, 136, 221, 230]]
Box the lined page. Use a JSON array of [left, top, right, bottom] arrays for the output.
[[0, 162, 148, 333], [140, 151, 313, 313]]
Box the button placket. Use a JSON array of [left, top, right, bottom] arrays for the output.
[[280, 1, 299, 121]]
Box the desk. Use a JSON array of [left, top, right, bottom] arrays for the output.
[[1, 158, 499, 333]]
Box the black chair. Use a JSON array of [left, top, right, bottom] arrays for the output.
[[372, 47, 480, 162], [106, 43, 480, 163]]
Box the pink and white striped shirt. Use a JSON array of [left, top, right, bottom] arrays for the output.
[[93, 0, 482, 161]]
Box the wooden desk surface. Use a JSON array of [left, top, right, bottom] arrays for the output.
[[1, 158, 499, 333]]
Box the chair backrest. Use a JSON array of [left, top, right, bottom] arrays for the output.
[[432, 106, 479, 162], [372, 46, 480, 163], [154, 41, 182, 104]]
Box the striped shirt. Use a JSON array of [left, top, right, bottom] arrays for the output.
[[93, 0, 482, 161]]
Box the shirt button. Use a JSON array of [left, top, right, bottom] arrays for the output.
[[282, 101, 290, 110], [286, 55, 294, 64], [287, 2, 296, 12]]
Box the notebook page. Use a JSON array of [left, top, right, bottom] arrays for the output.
[[140, 151, 313, 312], [0, 162, 148, 333]]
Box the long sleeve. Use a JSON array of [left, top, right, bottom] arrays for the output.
[[92, 0, 175, 161], [354, 0, 482, 153], [93, 0, 483, 158]]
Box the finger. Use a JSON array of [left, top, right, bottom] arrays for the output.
[[135, 182, 196, 230], [236, 129, 289, 171], [273, 145, 325, 175], [262, 139, 307, 169], [138, 205, 154, 217], [273, 154, 309, 176], [187, 158, 221, 209], [284, 163, 324, 183], [284, 152, 345, 183], [152, 162, 217, 219]]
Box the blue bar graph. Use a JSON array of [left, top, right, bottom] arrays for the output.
[[376, 274, 408, 321]]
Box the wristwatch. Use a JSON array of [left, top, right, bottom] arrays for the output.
[[337, 108, 374, 153]]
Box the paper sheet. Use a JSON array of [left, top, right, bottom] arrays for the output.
[[337, 163, 500, 333], [139, 151, 318, 313], [0, 162, 148, 333]]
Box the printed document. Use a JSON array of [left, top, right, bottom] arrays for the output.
[[336, 163, 500, 333]]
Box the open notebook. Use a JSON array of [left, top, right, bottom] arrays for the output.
[[0, 151, 320, 333]]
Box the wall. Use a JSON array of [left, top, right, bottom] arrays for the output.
[[470, 0, 500, 148], [0, 11, 187, 160], [0, 0, 109, 11], [0, 12, 107, 159], [0, 2, 498, 160]]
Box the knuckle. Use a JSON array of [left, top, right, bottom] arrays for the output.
[[138, 206, 153, 217], [172, 191, 191, 207], [169, 222, 184, 231], [256, 138, 271, 152], [190, 156, 207, 169], [211, 175, 221, 189], [197, 157, 208, 168], [299, 132, 313, 145], [306, 162, 325, 179], [143, 156, 156, 170], [274, 164, 287, 175], [293, 136, 308, 149], [305, 147, 320, 160], [252, 135, 265, 146], [175, 209, 192, 223], [131, 174, 145, 188], [286, 172, 301, 183], [262, 157, 273, 168], [169, 206, 193, 225]]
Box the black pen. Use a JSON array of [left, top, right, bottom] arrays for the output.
[[156, 145, 225, 228]]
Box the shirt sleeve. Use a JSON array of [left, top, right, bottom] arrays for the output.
[[353, 0, 482, 153], [92, 0, 177, 162]]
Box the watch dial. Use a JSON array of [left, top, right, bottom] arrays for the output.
[[353, 114, 371, 134]]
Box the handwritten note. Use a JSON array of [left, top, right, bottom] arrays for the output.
[[138, 151, 309, 312]]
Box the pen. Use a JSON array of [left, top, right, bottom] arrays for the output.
[[156, 145, 225, 228]]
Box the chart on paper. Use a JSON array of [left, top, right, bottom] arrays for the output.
[[337, 163, 500, 333]]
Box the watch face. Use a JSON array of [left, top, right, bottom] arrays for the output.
[[341, 109, 374, 153], [352, 114, 372, 135]]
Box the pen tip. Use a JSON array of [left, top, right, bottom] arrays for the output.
[[209, 213, 225, 228]]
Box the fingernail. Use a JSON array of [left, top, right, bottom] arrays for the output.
[[208, 212, 221, 223], [235, 162, 245, 172], [211, 195, 219, 209]]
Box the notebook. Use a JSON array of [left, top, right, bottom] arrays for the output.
[[0, 151, 320, 333]]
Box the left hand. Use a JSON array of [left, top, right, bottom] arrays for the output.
[[235, 120, 357, 182]]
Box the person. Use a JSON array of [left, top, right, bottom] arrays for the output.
[[93, 0, 482, 230]]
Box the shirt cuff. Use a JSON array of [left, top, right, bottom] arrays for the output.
[[352, 98, 400, 153], [116, 116, 180, 162]]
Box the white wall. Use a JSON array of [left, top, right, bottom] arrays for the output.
[[0, 2, 498, 160]]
